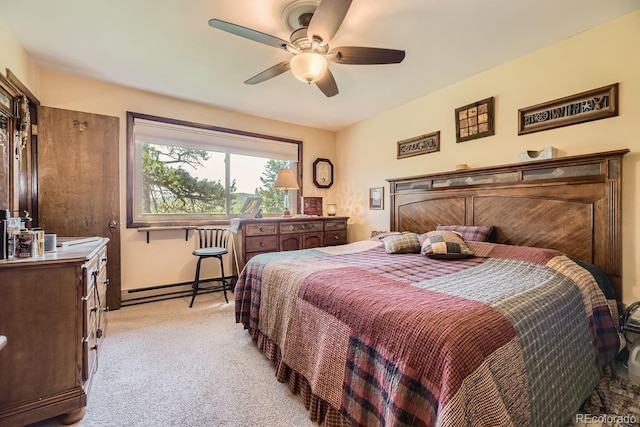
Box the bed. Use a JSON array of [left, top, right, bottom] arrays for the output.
[[234, 149, 628, 427]]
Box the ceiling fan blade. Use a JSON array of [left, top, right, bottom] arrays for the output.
[[315, 68, 339, 97], [328, 46, 406, 65], [208, 19, 291, 50], [308, 0, 353, 45], [244, 61, 291, 85]]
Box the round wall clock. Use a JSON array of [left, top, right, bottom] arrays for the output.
[[313, 158, 334, 188]]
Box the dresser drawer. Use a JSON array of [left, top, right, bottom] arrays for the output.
[[98, 247, 108, 274], [245, 222, 277, 236], [83, 322, 98, 382], [324, 219, 347, 231], [280, 221, 323, 234], [84, 285, 98, 329], [325, 230, 347, 246], [245, 235, 278, 252]]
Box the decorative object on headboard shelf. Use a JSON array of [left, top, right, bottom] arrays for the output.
[[397, 131, 440, 159], [518, 146, 557, 162], [455, 97, 495, 143], [518, 83, 618, 135]]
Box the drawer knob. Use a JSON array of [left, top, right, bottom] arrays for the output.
[[259, 227, 264, 232], [334, 235, 339, 240], [260, 242, 265, 247]]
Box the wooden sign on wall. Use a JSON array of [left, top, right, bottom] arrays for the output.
[[397, 131, 440, 159], [518, 83, 618, 135]]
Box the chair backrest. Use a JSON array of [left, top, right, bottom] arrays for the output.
[[196, 228, 231, 249]]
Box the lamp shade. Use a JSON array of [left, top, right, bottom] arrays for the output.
[[290, 52, 328, 83], [274, 169, 299, 190]]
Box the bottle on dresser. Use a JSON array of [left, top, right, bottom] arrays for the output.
[[4, 216, 23, 259]]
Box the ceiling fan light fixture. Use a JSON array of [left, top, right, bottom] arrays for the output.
[[290, 52, 328, 83]]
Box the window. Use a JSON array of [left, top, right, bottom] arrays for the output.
[[126, 112, 302, 227]]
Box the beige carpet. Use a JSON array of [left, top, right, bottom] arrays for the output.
[[32, 292, 313, 427], [31, 291, 640, 427]]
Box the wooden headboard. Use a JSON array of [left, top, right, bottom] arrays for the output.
[[388, 149, 629, 301]]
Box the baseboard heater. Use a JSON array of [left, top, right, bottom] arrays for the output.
[[121, 276, 237, 306]]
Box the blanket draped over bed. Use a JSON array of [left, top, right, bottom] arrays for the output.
[[235, 240, 620, 427]]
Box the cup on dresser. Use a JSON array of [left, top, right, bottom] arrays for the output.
[[44, 234, 57, 252]]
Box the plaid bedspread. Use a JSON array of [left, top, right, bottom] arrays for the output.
[[235, 240, 620, 427]]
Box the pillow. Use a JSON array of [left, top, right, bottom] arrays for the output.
[[381, 232, 421, 254], [419, 230, 475, 259], [436, 224, 494, 242]]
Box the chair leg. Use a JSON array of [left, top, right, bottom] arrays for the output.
[[218, 255, 229, 303], [190, 257, 203, 308]]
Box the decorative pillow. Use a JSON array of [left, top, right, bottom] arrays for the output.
[[436, 224, 494, 242], [419, 230, 475, 259], [381, 232, 421, 254], [370, 230, 390, 239]]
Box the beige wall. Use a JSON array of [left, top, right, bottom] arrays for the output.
[[0, 17, 39, 94], [1, 16, 337, 293], [2, 11, 639, 303], [335, 10, 640, 303], [36, 71, 337, 292]]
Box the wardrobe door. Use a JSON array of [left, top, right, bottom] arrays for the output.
[[38, 106, 122, 309]]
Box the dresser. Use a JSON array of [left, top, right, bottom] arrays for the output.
[[231, 217, 348, 271], [0, 238, 109, 426]]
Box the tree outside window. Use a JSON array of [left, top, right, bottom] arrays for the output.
[[126, 112, 301, 227]]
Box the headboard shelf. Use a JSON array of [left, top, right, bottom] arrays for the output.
[[387, 149, 629, 301]]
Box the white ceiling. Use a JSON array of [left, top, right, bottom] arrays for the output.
[[1, 0, 638, 132]]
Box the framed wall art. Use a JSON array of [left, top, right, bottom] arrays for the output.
[[369, 187, 384, 210], [518, 83, 618, 135], [397, 131, 440, 159], [455, 97, 495, 143]]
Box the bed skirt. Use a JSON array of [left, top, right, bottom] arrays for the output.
[[247, 323, 618, 427], [248, 326, 351, 426]]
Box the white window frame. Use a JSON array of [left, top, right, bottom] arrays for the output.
[[126, 112, 302, 228]]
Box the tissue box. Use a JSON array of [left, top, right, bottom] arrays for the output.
[[518, 147, 557, 162]]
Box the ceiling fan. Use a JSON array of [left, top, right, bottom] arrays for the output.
[[208, 0, 405, 97]]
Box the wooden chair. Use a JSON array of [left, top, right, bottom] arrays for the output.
[[190, 228, 231, 307]]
